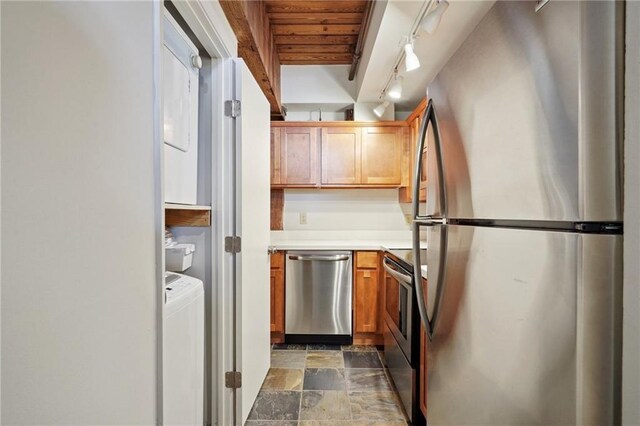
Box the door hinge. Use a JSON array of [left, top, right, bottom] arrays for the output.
[[225, 100, 241, 118], [225, 371, 242, 389], [225, 236, 242, 253]]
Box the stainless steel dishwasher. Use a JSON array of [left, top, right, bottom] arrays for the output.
[[285, 251, 353, 344]]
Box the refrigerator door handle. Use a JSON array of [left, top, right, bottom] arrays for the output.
[[412, 98, 448, 221], [412, 221, 448, 341]]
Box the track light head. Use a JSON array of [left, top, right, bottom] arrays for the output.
[[404, 41, 420, 72], [387, 74, 404, 100], [422, 0, 449, 34], [373, 100, 390, 118]]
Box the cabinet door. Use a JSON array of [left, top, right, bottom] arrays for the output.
[[271, 127, 281, 185], [362, 127, 402, 185], [354, 268, 380, 333], [270, 268, 284, 333], [270, 252, 285, 340], [281, 127, 319, 186], [321, 127, 362, 185]]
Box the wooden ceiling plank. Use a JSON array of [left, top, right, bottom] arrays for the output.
[[265, 1, 368, 14], [274, 35, 358, 45], [272, 24, 361, 36], [268, 12, 364, 25], [278, 45, 354, 53], [279, 52, 354, 62], [280, 59, 353, 65]]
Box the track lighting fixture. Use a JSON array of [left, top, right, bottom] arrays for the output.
[[387, 71, 403, 100], [404, 39, 420, 72], [373, 100, 390, 118], [421, 0, 449, 34]]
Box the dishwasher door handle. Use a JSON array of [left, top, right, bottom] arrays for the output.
[[288, 255, 350, 262]]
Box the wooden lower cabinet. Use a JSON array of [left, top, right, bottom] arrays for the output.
[[270, 250, 385, 346], [270, 252, 285, 343], [353, 251, 384, 345]]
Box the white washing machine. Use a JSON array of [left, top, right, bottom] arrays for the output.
[[164, 272, 204, 425]]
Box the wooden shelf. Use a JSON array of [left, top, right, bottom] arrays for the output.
[[165, 204, 211, 227]]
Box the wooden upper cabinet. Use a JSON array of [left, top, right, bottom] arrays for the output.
[[361, 127, 402, 185], [271, 128, 282, 185], [321, 127, 362, 185], [280, 127, 319, 186], [271, 123, 407, 189], [399, 112, 427, 203]]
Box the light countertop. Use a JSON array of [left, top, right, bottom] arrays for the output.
[[269, 240, 413, 251]]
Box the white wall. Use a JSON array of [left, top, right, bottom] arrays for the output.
[[285, 110, 346, 121], [623, 1, 640, 424], [2, 2, 160, 424], [282, 65, 356, 104], [282, 189, 409, 231]]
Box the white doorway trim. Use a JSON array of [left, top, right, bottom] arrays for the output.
[[164, 2, 238, 425]]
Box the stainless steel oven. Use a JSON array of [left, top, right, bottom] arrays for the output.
[[383, 256, 415, 360], [382, 250, 425, 425]]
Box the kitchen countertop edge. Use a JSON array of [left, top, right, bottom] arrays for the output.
[[269, 240, 415, 251]]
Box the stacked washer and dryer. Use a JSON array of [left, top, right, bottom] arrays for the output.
[[162, 8, 205, 426]]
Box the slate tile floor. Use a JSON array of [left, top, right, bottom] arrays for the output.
[[246, 344, 407, 426]]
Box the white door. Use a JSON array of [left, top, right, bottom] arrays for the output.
[[232, 59, 271, 424]]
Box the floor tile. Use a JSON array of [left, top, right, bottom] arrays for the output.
[[351, 422, 407, 426], [343, 351, 383, 368], [262, 368, 304, 391], [299, 421, 353, 426], [307, 344, 342, 351], [247, 390, 301, 421], [303, 368, 346, 390], [245, 421, 299, 426], [306, 351, 344, 368], [349, 391, 405, 421], [272, 343, 307, 351], [271, 350, 307, 369], [341, 344, 378, 352], [345, 368, 392, 392], [299, 390, 351, 421]]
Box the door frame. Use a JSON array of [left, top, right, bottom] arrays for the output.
[[162, 2, 237, 425]]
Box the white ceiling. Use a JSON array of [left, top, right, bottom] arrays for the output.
[[356, 0, 496, 111]]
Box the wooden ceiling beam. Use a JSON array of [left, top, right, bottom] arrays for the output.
[[219, 0, 283, 117]]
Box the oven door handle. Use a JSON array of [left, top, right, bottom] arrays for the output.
[[383, 258, 413, 286]]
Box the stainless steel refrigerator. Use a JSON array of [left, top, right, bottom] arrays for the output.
[[411, 1, 624, 425]]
